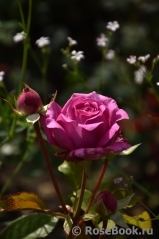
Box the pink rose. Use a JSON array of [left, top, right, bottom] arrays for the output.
[[40, 92, 130, 161]]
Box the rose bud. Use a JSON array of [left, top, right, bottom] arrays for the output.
[[17, 84, 43, 116], [94, 191, 117, 218]]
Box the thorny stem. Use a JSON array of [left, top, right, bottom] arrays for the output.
[[34, 121, 68, 214], [71, 159, 108, 239], [85, 159, 108, 214]]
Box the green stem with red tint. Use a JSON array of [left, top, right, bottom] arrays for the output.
[[69, 159, 108, 239], [85, 158, 108, 214]]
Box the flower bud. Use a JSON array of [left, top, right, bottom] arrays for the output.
[[94, 191, 117, 217], [17, 84, 43, 116]]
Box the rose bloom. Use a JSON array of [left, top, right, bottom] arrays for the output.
[[40, 92, 130, 161]]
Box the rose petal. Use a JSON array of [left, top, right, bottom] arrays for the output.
[[55, 139, 131, 162], [57, 114, 105, 148], [55, 147, 107, 162], [105, 141, 131, 153], [97, 123, 120, 147], [106, 99, 129, 125], [46, 101, 62, 119], [69, 147, 106, 160], [79, 122, 103, 131], [46, 118, 74, 150], [40, 114, 59, 146]]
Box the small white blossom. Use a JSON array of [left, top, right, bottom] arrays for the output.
[[67, 37, 77, 46], [138, 54, 150, 63], [71, 50, 84, 62], [13, 31, 25, 43], [105, 50, 115, 60], [127, 55, 136, 64], [96, 33, 108, 47], [114, 177, 123, 184], [0, 71, 5, 82], [36, 37, 50, 48], [156, 82, 159, 86], [106, 21, 120, 31], [134, 65, 146, 84]]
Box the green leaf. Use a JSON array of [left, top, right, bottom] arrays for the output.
[[58, 161, 83, 190], [58, 161, 90, 190], [94, 200, 108, 219], [117, 193, 135, 210], [92, 214, 100, 228], [123, 211, 152, 229], [110, 211, 128, 228], [113, 189, 137, 208], [83, 214, 95, 221], [98, 220, 115, 229], [63, 215, 73, 235], [119, 144, 141, 155], [0, 213, 58, 239], [0, 192, 49, 212]]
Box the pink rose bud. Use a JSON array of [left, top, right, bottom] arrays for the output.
[[95, 191, 117, 216], [17, 84, 43, 116]]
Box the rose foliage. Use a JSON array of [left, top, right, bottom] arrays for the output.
[[40, 92, 130, 161]]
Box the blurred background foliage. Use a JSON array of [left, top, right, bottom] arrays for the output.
[[0, 0, 159, 238]]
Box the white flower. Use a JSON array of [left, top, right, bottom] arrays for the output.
[[96, 33, 108, 47], [127, 55, 136, 64], [105, 50, 115, 60], [13, 31, 25, 43], [134, 65, 146, 84], [138, 54, 150, 63], [0, 71, 5, 82], [106, 21, 120, 31], [0, 143, 19, 156], [36, 37, 50, 48], [71, 50, 84, 62], [114, 177, 123, 184], [67, 37, 77, 46], [156, 82, 159, 86]]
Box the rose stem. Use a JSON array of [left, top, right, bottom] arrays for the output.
[[74, 159, 108, 235], [85, 159, 108, 214], [74, 170, 87, 220], [99, 220, 108, 239], [34, 121, 68, 214], [67, 170, 87, 239]]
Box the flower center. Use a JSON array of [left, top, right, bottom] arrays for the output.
[[82, 102, 98, 112]]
